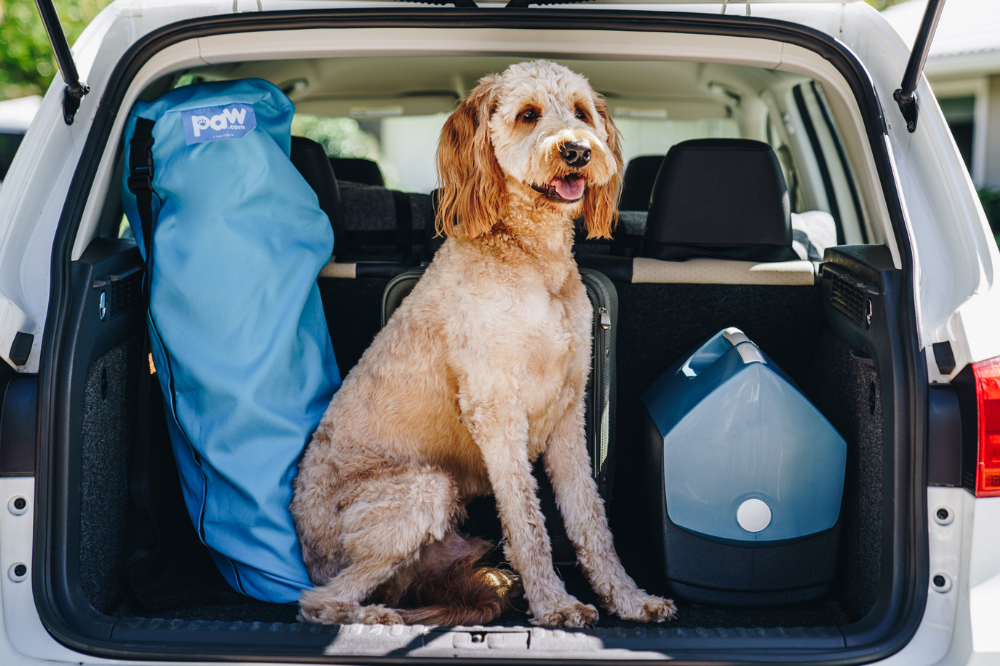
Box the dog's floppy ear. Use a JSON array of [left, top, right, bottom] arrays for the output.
[[583, 94, 623, 240], [435, 76, 507, 240]]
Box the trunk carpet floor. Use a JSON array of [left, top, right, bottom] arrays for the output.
[[111, 565, 851, 630]]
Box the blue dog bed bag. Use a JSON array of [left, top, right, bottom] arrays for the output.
[[641, 328, 846, 605], [121, 79, 341, 603]]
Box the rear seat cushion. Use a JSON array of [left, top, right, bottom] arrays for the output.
[[791, 210, 837, 261], [336, 181, 432, 259]]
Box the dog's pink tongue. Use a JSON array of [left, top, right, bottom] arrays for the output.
[[552, 176, 585, 200]]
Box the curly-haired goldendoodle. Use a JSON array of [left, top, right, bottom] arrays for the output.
[[292, 60, 677, 628]]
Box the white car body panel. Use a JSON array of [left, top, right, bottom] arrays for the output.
[[0, 478, 98, 663], [0, 1, 997, 664]]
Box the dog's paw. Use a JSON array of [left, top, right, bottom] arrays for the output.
[[530, 598, 599, 628], [298, 597, 352, 625], [353, 604, 406, 625], [298, 592, 405, 626], [298, 601, 405, 626], [608, 592, 678, 623]]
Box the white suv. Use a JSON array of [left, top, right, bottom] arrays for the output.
[[0, 0, 998, 664]]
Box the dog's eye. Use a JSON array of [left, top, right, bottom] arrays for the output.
[[575, 107, 588, 122], [520, 108, 539, 122]]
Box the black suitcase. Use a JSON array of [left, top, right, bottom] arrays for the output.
[[381, 266, 617, 564]]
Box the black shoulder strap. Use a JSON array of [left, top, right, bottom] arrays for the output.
[[127, 117, 157, 265], [123, 117, 159, 603]]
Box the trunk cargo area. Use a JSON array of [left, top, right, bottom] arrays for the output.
[[62, 237, 906, 657]]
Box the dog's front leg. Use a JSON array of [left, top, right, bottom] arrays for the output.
[[468, 404, 599, 628], [544, 403, 678, 623]]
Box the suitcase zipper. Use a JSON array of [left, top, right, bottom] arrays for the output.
[[596, 306, 611, 477], [584, 272, 613, 481]]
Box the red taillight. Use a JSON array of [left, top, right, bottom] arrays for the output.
[[974, 356, 1000, 497]]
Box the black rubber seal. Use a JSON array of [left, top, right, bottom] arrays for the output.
[[811, 81, 869, 245], [792, 84, 843, 239]]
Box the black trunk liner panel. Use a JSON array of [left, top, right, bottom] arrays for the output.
[[81, 340, 140, 614], [801, 329, 884, 621], [612, 283, 824, 412]]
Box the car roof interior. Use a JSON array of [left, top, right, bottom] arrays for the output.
[[170, 56, 810, 137]]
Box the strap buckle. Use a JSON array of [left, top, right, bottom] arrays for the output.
[[127, 169, 153, 195], [127, 136, 155, 195]]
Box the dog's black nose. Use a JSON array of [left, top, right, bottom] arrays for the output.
[[559, 142, 591, 167]]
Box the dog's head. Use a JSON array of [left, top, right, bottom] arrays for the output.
[[436, 60, 623, 241]]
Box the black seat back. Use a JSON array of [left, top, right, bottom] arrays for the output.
[[290, 136, 346, 254], [619, 155, 663, 211], [330, 157, 385, 187], [642, 139, 797, 262]]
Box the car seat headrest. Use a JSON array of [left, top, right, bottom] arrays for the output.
[[620, 155, 663, 211], [290, 136, 346, 253], [643, 138, 797, 262], [330, 157, 385, 187]]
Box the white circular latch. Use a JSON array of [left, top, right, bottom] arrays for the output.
[[933, 506, 954, 526], [932, 572, 953, 593], [8, 496, 29, 516], [8, 562, 27, 583], [737, 498, 772, 533]]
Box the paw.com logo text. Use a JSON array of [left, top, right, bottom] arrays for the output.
[[190, 107, 249, 137], [181, 103, 257, 146]]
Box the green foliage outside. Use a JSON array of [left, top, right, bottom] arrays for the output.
[[291, 114, 398, 188], [0, 0, 115, 101], [291, 116, 380, 163], [864, 0, 911, 10], [978, 188, 1000, 247]]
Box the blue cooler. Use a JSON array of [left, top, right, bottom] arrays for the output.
[[641, 328, 846, 606]]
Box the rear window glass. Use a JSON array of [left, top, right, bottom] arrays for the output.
[[292, 113, 741, 195], [170, 55, 873, 246]]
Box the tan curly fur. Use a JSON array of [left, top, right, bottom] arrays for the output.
[[292, 60, 676, 628]]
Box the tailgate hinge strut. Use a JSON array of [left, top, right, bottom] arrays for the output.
[[893, 0, 947, 133], [33, 0, 90, 125]]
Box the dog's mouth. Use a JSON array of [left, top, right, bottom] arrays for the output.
[[531, 175, 586, 203]]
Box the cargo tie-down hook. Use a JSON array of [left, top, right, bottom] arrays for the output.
[[720, 1, 752, 17]]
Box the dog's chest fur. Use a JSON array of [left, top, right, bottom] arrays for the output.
[[516, 264, 591, 462], [430, 235, 592, 492]]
